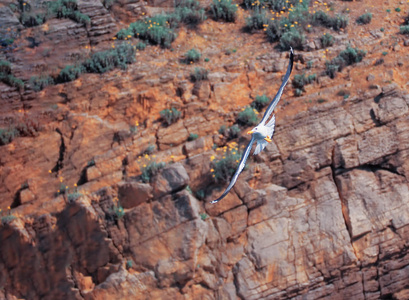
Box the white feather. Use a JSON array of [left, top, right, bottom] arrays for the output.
[[254, 140, 268, 155]]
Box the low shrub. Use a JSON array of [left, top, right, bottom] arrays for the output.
[[292, 73, 316, 90], [251, 94, 270, 111], [29, 75, 54, 91], [312, 11, 348, 30], [320, 33, 334, 47], [84, 43, 135, 73], [188, 133, 199, 141], [211, 0, 237, 22], [279, 28, 305, 50], [237, 107, 259, 126], [0, 127, 19, 146], [326, 46, 366, 78], [47, 0, 90, 25], [160, 108, 182, 125], [136, 42, 146, 50], [184, 48, 201, 63], [356, 12, 372, 25], [400, 25, 409, 34], [245, 8, 269, 31], [58, 64, 85, 82], [0, 60, 24, 90], [173, 0, 206, 27], [211, 143, 242, 183], [141, 161, 166, 183], [190, 67, 208, 82]]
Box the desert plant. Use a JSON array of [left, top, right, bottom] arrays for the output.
[[279, 28, 305, 50], [84, 43, 135, 73], [200, 213, 208, 220], [320, 33, 334, 47], [0, 127, 19, 145], [184, 48, 201, 63], [160, 107, 182, 125], [326, 46, 366, 78], [188, 133, 199, 141], [237, 106, 259, 126], [211, 0, 237, 22], [211, 143, 242, 183], [47, 0, 90, 25], [140, 161, 166, 183], [58, 64, 85, 82], [356, 12, 372, 25], [292, 73, 316, 90], [245, 8, 269, 31], [113, 203, 125, 219], [20, 12, 46, 27], [0, 60, 24, 90], [172, 0, 206, 27], [29, 75, 54, 91], [136, 42, 146, 50], [251, 94, 270, 111], [400, 25, 409, 34], [190, 67, 208, 82], [312, 11, 348, 30], [67, 192, 82, 202]]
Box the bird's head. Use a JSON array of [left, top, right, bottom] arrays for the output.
[[247, 126, 259, 135]]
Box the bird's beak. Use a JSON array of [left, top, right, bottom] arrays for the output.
[[247, 130, 253, 135]]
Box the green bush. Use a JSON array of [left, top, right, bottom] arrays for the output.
[[245, 8, 269, 31], [320, 33, 334, 47], [211, 0, 237, 22], [141, 161, 166, 183], [0, 60, 24, 90], [47, 0, 90, 25], [160, 108, 182, 125], [29, 75, 54, 92], [188, 133, 199, 141], [136, 42, 146, 50], [251, 94, 270, 111], [0, 127, 19, 145], [58, 64, 85, 82], [400, 25, 409, 34], [67, 192, 82, 202], [211, 143, 242, 183], [190, 67, 208, 82], [1, 215, 17, 225], [113, 203, 125, 219], [279, 28, 305, 50], [184, 48, 201, 63], [312, 11, 348, 30], [119, 15, 177, 48], [292, 73, 316, 90], [237, 106, 259, 126], [84, 43, 135, 73], [356, 12, 372, 25], [326, 46, 366, 78], [20, 12, 46, 27], [173, 0, 206, 27]]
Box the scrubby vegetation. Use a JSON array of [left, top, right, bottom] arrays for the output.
[[400, 25, 409, 35], [251, 94, 270, 111], [184, 48, 201, 63], [237, 107, 259, 126], [326, 46, 366, 78], [219, 124, 241, 140], [0, 60, 24, 90], [211, 0, 238, 22], [292, 73, 316, 96], [210, 142, 242, 183], [29, 75, 54, 92], [190, 67, 208, 82], [160, 108, 182, 125], [188, 133, 199, 141], [117, 0, 205, 47], [320, 33, 334, 47], [140, 161, 166, 183], [32, 43, 136, 90], [356, 12, 372, 25], [11, 0, 90, 27]]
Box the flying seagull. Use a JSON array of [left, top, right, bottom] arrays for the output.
[[210, 48, 294, 204]]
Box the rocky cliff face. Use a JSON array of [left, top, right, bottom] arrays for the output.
[[1, 0, 409, 299]]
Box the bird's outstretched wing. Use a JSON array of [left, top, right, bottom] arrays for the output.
[[260, 48, 294, 125], [210, 136, 255, 204]]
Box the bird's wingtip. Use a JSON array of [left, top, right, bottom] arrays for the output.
[[210, 199, 220, 204]]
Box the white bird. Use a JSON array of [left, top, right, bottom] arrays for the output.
[[210, 48, 294, 204]]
